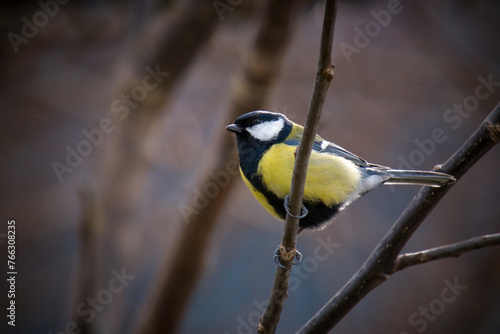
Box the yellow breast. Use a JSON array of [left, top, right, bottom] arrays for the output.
[[258, 143, 361, 205], [240, 167, 284, 220]]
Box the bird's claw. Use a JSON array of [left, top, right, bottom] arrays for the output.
[[283, 194, 309, 219], [273, 245, 302, 268]]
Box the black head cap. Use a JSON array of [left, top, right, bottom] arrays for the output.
[[225, 111, 292, 142]]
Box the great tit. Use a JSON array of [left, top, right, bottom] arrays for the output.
[[226, 110, 455, 231]]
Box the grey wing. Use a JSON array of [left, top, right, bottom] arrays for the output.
[[312, 140, 371, 167]]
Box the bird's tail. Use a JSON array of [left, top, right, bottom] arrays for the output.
[[383, 169, 456, 187]]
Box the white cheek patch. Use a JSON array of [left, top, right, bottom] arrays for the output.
[[247, 118, 284, 141]]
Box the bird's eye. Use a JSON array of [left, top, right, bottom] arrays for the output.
[[252, 119, 262, 125]]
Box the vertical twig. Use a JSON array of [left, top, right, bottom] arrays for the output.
[[96, 0, 220, 332], [258, 1, 338, 333]]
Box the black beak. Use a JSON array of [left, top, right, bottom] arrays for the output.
[[225, 124, 243, 134]]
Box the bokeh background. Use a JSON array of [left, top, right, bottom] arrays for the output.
[[1, 0, 499, 333]]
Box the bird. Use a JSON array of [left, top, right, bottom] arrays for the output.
[[226, 110, 455, 233]]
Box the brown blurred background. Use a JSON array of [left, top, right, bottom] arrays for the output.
[[0, 0, 499, 333]]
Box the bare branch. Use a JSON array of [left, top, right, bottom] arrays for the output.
[[258, 1, 338, 333], [298, 102, 500, 334], [393, 233, 500, 272]]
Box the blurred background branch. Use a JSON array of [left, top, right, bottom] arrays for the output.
[[137, 1, 301, 333], [73, 182, 100, 334], [96, 0, 221, 332]]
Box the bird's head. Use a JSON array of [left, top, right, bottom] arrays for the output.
[[225, 110, 292, 144]]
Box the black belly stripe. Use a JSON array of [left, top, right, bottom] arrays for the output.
[[250, 172, 342, 229]]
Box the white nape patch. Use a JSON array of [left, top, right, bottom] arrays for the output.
[[247, 118, 285, 141], [320, 140, 329, 151]]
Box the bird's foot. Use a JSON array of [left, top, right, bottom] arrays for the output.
[[283, 194, 309, 219], [273, 245, 302, 268]]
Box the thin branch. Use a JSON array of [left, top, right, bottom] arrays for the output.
[[258, 1, 338, 333], [393, 233, 500, 272], [298, 102, 500, 334]]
